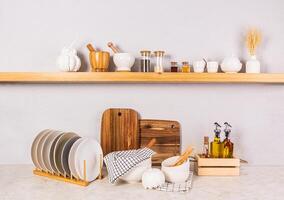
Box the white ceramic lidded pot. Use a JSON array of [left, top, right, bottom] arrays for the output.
[[221, 55, 242, 73], [246, 55, 260, 73]]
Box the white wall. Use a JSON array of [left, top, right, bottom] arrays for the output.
[[0, 0, 284, 165]]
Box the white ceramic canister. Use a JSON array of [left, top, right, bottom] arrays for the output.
[[246, 55, 260, 73], [193, 60, 206, 73], [207, 61, 219, 73]]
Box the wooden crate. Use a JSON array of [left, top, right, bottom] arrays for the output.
[[196, 154, 240, 176]]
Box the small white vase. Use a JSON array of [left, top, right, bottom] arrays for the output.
[[246, 55, 260, 73]]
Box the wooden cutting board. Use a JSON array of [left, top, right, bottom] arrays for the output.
[[139, 119, 180, 165], [101, 108, 139, 155]]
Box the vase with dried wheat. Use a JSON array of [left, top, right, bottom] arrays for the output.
[[245, 29, 262, 73]]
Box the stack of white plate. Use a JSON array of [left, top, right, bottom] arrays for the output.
[[31, 129, 103, 182]]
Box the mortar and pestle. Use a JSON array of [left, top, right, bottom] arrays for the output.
[[107, 42, 135, 72], [87, 44, 110, 72]]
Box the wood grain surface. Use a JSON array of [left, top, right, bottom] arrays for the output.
[[101, 108, 139, 155], [140, 119, 180, 165]]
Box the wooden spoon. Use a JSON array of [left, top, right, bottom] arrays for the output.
[[107, 42, 120, 53], [170, 146, 193, 167], [145, 138, 156, 149]]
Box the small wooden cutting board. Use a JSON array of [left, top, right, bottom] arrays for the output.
[[139, 119, 180, 165], [101, 108, 139, 155]]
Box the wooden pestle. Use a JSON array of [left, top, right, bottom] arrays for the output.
[[170, 146, 193, 167], [87, 43, 96, 52], [145, 138, 156, 149], [107, 42, 120, 53]]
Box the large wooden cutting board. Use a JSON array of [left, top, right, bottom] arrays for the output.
[[101, 108, 139, 155], [140, 119, 180, 165]]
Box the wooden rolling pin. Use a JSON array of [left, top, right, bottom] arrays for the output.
[[87, 43, 96, 52], [170, 146, 193, 167], [107, 42, 120, 53]]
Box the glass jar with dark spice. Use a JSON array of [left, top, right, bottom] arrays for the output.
[[171, 61, 179, 72]]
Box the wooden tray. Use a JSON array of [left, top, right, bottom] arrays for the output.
[[140, 119, 180, 165], [196, 154, 240, 176]]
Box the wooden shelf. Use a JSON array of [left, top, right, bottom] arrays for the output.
[[0, 72, 284, 84]]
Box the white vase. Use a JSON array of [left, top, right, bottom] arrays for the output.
[[246, 55, 260, 73], [221, 55, 242, 73]]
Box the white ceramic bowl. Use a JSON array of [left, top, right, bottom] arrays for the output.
[[207, 61, 219, 73], [113, 53, 135, 71], [120, 158, 152, 183], [161, 156, 190, 183]]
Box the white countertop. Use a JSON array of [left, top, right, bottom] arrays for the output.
[[0, 165, 283, 200]]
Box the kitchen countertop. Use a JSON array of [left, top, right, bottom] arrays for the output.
[[0, 165, 283, 200]]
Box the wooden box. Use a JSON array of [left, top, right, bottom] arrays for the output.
[[196, 154, 240, 176]]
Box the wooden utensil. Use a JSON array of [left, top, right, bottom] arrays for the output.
[[145, 138, 156, 148], [170, 146, 193, 167], [87, 44, 96, 52], [139, 119, 180, 165], [101, 108, 139, 155], [107, 42, 120, 53]]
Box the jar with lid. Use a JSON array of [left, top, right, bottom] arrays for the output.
[[140, 50, 151, 72], [153, 51, 165, 73], [182, 61, 190, 73], [170, 61, 178, 72]]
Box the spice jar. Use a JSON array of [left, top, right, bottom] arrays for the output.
[[170, 61, 178, 72], [140, 50, 151, 72], [182, 61, 190, 73], [153, 51, 165, 73]]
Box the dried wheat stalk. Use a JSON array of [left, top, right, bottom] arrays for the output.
[[246, 29, 261, 56]]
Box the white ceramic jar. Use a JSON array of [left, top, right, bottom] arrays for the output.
[[207, 61, 219, 73], [246, 55, 260, 73], [193, 60, 206, 73], [220, 55, 242, 73], [161, 156, 190, 183]]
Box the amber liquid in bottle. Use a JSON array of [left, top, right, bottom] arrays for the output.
[[210, 122, 222, 158], [181, 61, 190, 73], [222, 122, 234, 158]]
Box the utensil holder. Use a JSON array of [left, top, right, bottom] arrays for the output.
[[33, 155, 103, 186]]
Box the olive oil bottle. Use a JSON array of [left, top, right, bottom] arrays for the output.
[[222, 122, 234, 158], [210, 122, 222, 158]]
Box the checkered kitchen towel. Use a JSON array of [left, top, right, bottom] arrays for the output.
[[104, 147, 155, 183], [156, 171, 193, 192]]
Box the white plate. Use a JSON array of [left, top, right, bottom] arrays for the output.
[[61, 136, 80, 177], [49, 132, 64, 174], [31, 129, 50, 169], [53, 132, 77, 175], [36, 130, 53, 171], [74, 138, 103, 182], [68, 138, 85, 179], [42, 130, 63, 173]]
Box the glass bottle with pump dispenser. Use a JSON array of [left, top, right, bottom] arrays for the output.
[[210, 122, 222, 158], [222, 122, 234, 158]]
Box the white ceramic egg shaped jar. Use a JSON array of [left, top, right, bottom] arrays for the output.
[[56, 47, 81, 72], [142, 168, 165, 189], [221, 55, 242, 73]]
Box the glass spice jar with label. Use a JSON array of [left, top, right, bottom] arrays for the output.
[[170, 61, 179, 72], [140, 50, 151, 72], [182, 61, 190, 73]]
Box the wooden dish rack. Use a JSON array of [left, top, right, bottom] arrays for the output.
[[33, 156, 103, 186]]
